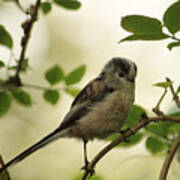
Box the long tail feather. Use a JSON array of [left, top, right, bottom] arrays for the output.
[[0, 128, 68, 173]]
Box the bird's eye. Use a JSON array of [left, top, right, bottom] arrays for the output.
[[118, 72, 124, 77]]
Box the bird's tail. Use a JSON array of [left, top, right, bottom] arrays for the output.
[[0, 127, 68, 173]]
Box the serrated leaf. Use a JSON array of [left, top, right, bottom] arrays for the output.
[[176, 86, 180, 94], [119, 33, 169, 43], [163, 1, 180, 34], [125, 105, 146, 128], [41, 2, 52, 14], [107, 132, 144, 147], [154, 81, 173, 89], [73, 173, 102, 180], [121, 15, 164, 34], [11, 88, 32, 107], [45, 65, 64, 85], [0, 60, 5, 69], [65, 65, 86, 85], [53, 0, 81, 10], [43, 89, 60, 105], [65, 87, 80, 97], [0, 92, 12, 117], [167, 41, 180, 51], [146, 136, 165, 154], [0, 25, 13, 49]]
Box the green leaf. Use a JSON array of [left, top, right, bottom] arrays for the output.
[[120, 15, 169, 42], [11, 88, 32, 107], [41, 2, 52, 14], [170, 111, 180, 117], [176, 86, 180, 94], [121, 15, 164, 34], [145, 121, 174, 137], [0, 92, 12, 117], [163, 1, 180, 34], [65, 65, 86, 85], [167, 41, 180, 51], [167, 112, 180, 134], [0, 25, 13, 49], [153, 81, 173, 89], [43, 89, 60, 105], [53, 0, 81, 10], [45, 65, 64, 85], [0, 60, 5, 69], [107, 132, 144, 147], [120, 132, 144, 147], [73, 173, 102, 180], [125, 105, 146, 128], [169, 124, 180, 134], [146, 136, 165, 154], [8, 65, 17, 70], [65, 87, 80, 97], [120, 33, 169, 42]]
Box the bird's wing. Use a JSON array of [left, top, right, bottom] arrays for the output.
[[58, 77, 114, 130]]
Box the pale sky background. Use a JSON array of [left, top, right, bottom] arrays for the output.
[[0, 0, 180, 180]]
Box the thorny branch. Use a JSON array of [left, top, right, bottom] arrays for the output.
[[159, 135, 180, 180]]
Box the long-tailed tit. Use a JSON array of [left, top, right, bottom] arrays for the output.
[[0, 57, 137, 173]]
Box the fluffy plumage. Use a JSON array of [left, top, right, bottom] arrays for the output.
[[0, 57, 137, 173]]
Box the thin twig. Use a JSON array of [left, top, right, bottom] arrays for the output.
[[23, 83, 64, 91], [0, 155, 11, 180], [23, 83, 49, 91], [15, 0, 41, 79], [153, 89, 167, 116], [166, 77, 180, 108], [81, 115, 180, 180], [14, 0, 28, 14], [159, 135, 180, 180]]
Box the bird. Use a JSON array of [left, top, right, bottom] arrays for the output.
[[0, 57, 137, 173]]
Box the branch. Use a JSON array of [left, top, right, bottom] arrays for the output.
[[159, 135, 180, 180], [81, 115, 180, 180], [15, 0, 41, 80], [166, 77, 180, 108], [0, 155, 11, 180], [153, 88, 167, 116]]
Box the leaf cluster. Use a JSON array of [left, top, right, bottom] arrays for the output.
[[120, 1, 180, 51], [106, 105, 180, 155], [0, 63, 85, 116]]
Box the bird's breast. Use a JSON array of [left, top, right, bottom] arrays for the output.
[[69, 91, 134, 140]]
